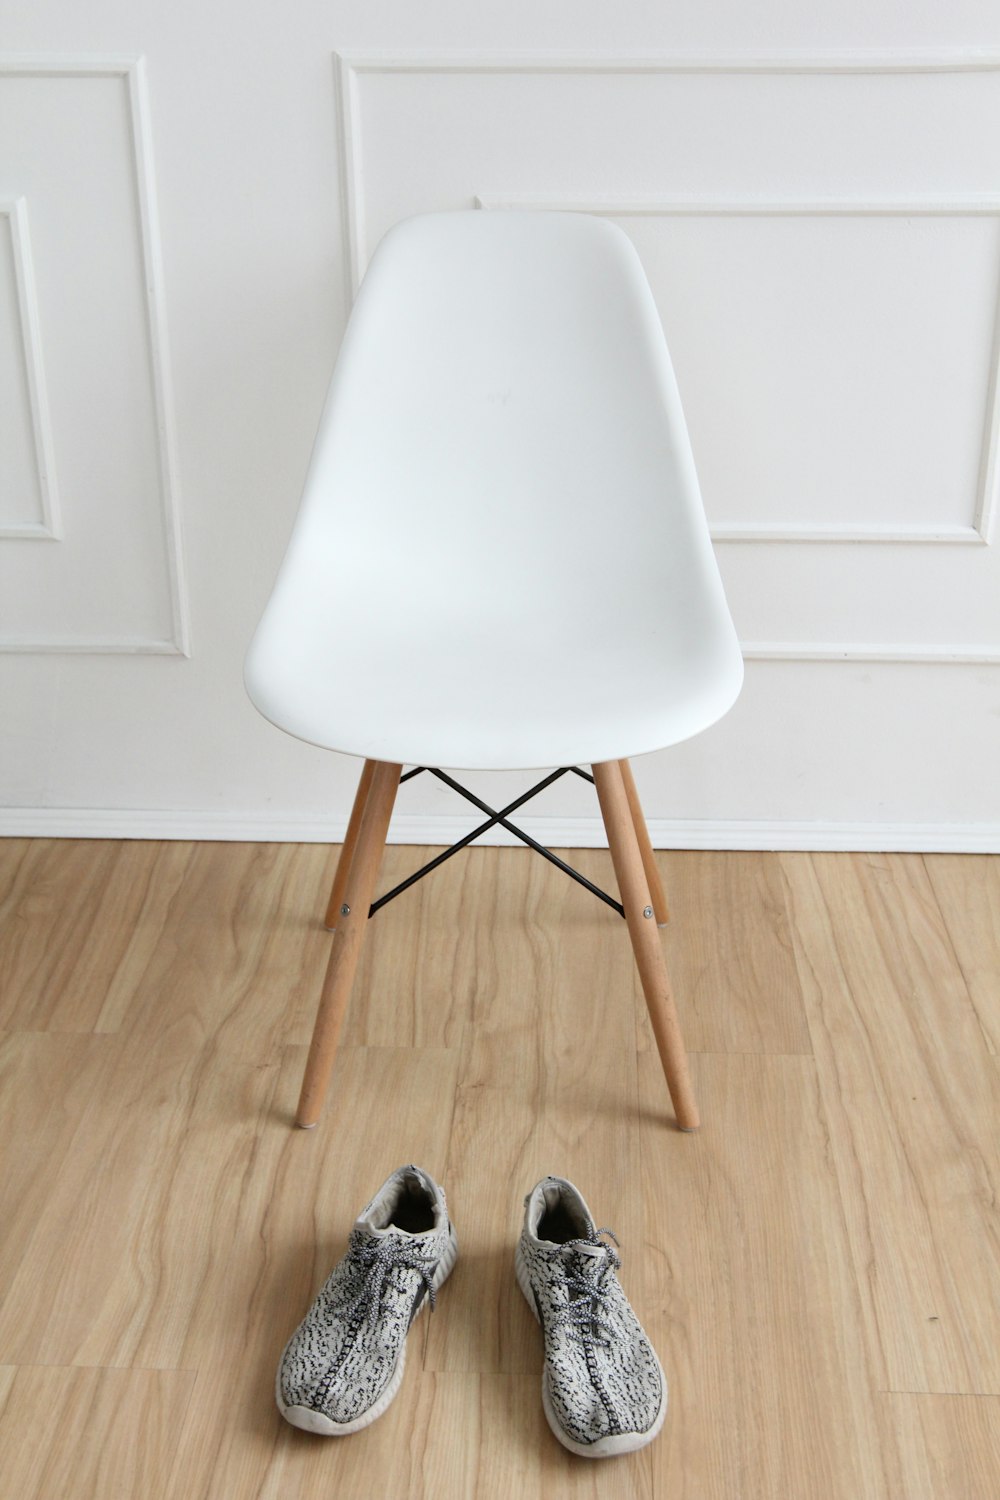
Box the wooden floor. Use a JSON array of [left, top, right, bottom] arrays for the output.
[[0, 838, 998, 1499]]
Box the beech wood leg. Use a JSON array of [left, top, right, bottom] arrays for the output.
[[323, 759, 377, 929], [296, 760, 401, 1128], [593, 759, 699, 1131], [618, 758, 670, 926]]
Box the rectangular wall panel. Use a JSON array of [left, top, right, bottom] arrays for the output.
[[0, 61, 187, 653], [338, 55, 1000, 664]]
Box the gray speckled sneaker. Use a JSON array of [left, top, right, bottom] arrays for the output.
[[276, 1165, 457, 1435], [516, 1176, 666, 1458]]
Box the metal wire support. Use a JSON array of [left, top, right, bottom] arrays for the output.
[[367, 766, 625, 919]]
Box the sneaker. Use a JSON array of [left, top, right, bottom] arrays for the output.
[[516, 1175, 666, 1458], [276, 1164, 457, 1434]]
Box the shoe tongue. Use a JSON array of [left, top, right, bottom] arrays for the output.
[[354, 1216, 410, 1240], [571, 1241, 605, 1260]]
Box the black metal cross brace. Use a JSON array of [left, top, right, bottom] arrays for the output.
[[368, 765, 625, 919]]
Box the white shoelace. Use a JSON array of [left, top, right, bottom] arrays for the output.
[[333, 1232, 439, 1326], [549, 1228, 621, 1352]]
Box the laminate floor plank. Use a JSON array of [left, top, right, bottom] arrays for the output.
[[345, 843, 502, 1050], [658, 850, 811, 1055], [111, 839, 335, 1060], [164, 1321, 476, 1500], [0, 1029, 118, 1299], [879, 1392, 1000, 1500], [923, 853, 1000, 1054], [0, 1364, 195, 1500], [640, 1049, 893, 1500], [0, 837, 141, 1031], [478, 1374, 653, 1499], [241, 1373, 482, 1500], [426, 846, 645, 1380], [781, 852, 1000, 1395], [0, 1032, 282, 1369]]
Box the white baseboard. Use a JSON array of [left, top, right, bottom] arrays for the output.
[[2, 807, 999, 852]]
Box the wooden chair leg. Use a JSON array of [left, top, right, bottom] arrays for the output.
[[323, 759, 377, 929], [593, 759, 699, 1132], [296, 760, 401, 1128], [618, 758, 669, 925]]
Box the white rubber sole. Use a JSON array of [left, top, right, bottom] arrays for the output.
[[514, 1239, 668, 1459], [277, 1222, 459, 1436]]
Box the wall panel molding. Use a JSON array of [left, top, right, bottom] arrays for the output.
[[0, 197, 60, 541], [123, 57, 190, 656], [0, 55, 190, 655], [335, 49, 1000, 294], [741, 641, 1000, 663]]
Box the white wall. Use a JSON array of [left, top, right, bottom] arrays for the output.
[[3, 1, 1000, 850]]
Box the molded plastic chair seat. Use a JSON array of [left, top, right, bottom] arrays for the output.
[[244, 211, 742, 769], [245, 210, 743, 1133]]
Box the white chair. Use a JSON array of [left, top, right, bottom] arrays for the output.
[[245, 210, 743, 1132]]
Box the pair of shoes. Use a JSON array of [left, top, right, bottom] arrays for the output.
[[276, 1164, 666, 1458]]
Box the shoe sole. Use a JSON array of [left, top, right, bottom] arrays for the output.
[[277, 1221, 459, 1436], [514, 1240, 668, 1458]]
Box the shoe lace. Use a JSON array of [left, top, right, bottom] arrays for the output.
[[332, 1232, 439, 1327], [549, 1228, 621, 1351]]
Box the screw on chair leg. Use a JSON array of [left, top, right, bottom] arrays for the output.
[[593, 759, 699, 1132], [618, 758, 670, 926], [296, 761, 401, 1128], [323, 759, 377, 929]]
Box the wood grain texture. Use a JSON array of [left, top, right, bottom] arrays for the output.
[[879, 1393, 1000, 1500], [0, 1040, 283, 1368], [619, 758, 669, 925], [923, 853, 1000, 1055], [640, 1049, 893, 1500], [0, 837, 145, 1031], [104, 839, 335, 1057], [0, 1030, 118, 1293], [594, 758, 698, 1129], [0, 1365, 194, 1500], [781, 852, 1000, 1396], [324, 757, 376, 929], [1, 837, 998, 1499], [658, 851, 810, 1055], [296, 760, 401, 1126], [343, 842, 481, 1051], [426, 840, 645, 1381]]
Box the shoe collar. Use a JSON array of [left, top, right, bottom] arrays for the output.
[[356, 1164, 445, 1239], [525, 1175, 597, 1244]]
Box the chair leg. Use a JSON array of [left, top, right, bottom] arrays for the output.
[[296, 760, 402, 1128], [323, 759, 377, 929], [618, 758, 669, 926], [593, 760, 699, 1132]]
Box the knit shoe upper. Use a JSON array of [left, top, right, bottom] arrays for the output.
[[516, 1175, 666, 1457], [277, 1164, 457, 1434]]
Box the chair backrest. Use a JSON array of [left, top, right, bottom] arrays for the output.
[[245, 211, 743, 769]]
